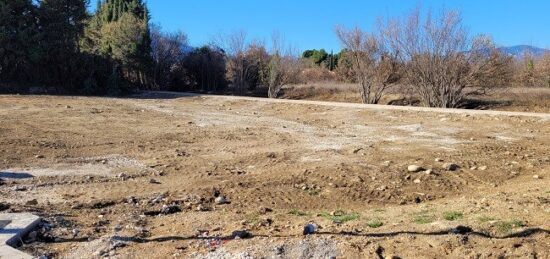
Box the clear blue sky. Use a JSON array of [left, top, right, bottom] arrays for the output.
[[90, 0, 550, 52]]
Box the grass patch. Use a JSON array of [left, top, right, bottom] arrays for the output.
[[288, 209, 310, 216], [373, 208, 386, 213], [412, 209, 436, 224], [496, 220, 526, 234], [443, 211, 464, 221], [320, 210, 360, 224], [246, 214, 260, 225], [306, 189, 320, 196], [366, 219, 384, 228], [477, 215, 496, 223], [413, 214, 435, 224]]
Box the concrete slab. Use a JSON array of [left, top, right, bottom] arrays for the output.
[[0, 213, 41, 259]]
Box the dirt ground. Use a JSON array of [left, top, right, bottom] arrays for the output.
[[0, 93, 549, 258]]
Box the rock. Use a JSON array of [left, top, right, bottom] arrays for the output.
[[72, 229, 80, 237], [413, 179, 421, 184], [14, 185, 27, 191], [149, 178, 161, 184], [160, 205, 181, 215], [231, 230, 252, 239], [382, 161, 392, 167], [303, 224, 317, 235], [407, 165, 423, 172], [435, 158, 443, 162], [533, 175, 541, 179], [443, 163, 459, 171], [470, 166, 477, 170], [35, 154, 45, 159], [479, 166, 487, 171], [424, 169, 433, 175], [0, 202, 10, 211], [26, 199, 38, 205], [451, 225, 473, 234], [196, 204, 209, 211], [214, 196, 227, 204], [28, 231, 38, 240], [116, 173, 128, 180], [113, 224, 123, 232], [258, 207, 273, 214]]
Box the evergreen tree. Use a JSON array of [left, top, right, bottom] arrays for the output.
[[0, 0, 39, 83], [37, 0, 88, 88], [83, 0, 152, 89]]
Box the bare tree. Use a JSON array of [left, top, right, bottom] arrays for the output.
[[266, 33, 301, 98], [335, 26, 400, 104], [219, 31, 267, 93], [380, 8, 512, 108], [151, 24, 188, 90]]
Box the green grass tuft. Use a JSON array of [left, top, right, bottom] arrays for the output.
[[496, 220, 526, 234], [366, 219, 384, 228], [413, 214, 435, 224], [288, 209, 309, 216], [320, 210, 360, 224], [477, 215, 496, 223], [443, 211, 464, 221]]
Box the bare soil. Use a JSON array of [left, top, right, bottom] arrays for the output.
[[0, 93, 549, 258]]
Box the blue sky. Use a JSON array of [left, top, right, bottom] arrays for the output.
[[91, 0, 550, 52]]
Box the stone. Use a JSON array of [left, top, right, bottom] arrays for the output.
[[231, 230, 252, 239], [214, 196, 227, 204], [408, 165, 423, 172], [149, 179, 161, 184], [533, 175, 541, 179], [479, 166, 487, 171], [113, 224, 123, 232], [451, 225, 473, 234], [443, 163, 459, 171], [0, 203, 10, 211], [35, 155, 45, 159], [413, 179, 421, 184], [435, 158, 443, 162], [13, 186, 27, 191], [303, 224, 317, 235], [196, 204, 209, 211], [160, 205, 181, 215], [424, 169, 433, 175], [25, 199, 38, 206]]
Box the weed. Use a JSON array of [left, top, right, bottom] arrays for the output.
[[412, 210, 435, 224], [443, 211, 464, 221], [320, 210, 360, 224], [496, 220, 526, 233], [477, 215, 496, 223], [288, 209, 309, 216], [366, 219, 384, 228]]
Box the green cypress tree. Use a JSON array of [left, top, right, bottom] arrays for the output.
[[0, 0, 39, 83]]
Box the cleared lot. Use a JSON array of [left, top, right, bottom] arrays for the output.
[[0, 93, 549, 258]]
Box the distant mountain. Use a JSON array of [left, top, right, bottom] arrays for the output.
[[497, 45, 550, 59]]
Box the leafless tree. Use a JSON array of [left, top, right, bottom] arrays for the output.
[[266, 33, 301, 98], [380, 8, 512, 108], [151, 24, 188, 90], [219, 31, 266, 93], [335, 26, 400, 104]]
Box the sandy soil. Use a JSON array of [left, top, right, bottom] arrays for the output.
[[0, 93, 549, 258]]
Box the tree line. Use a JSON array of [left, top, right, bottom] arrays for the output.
[[1, 2, 548, 107]]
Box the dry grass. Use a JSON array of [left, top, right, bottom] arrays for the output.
[[282, 82, 550, 113]]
